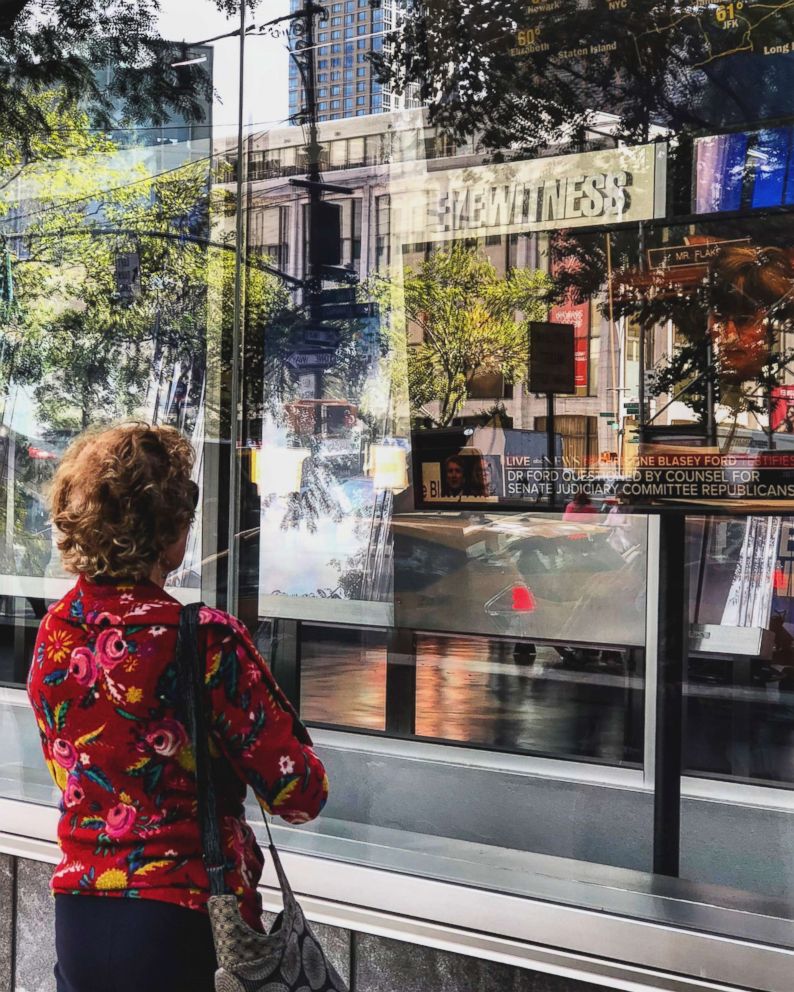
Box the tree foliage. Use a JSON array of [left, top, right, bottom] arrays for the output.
[[611, 245, 794, 427], [374, 245, 550, 426], [0, 0, 233, 161], [0, 88, 291, 434], [373, 0, 794, 157]]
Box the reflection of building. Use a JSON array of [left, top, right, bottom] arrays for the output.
[[239, 109, 794, 470], [95, 45, 214, 166], [288, 0, 420, 122], [230, 109, 667, 470]]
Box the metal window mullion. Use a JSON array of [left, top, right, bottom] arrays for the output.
[[643, 514, 660, 790]]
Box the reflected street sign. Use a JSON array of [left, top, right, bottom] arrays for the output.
[[285, 351, 337, 370]]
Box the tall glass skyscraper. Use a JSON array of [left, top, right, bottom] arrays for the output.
[[288, 0, 419, 122]]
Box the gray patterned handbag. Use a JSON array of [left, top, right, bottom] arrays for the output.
[[177, 603, 349, 992]]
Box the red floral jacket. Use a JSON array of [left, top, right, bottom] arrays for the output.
[[27, 574, 328, 929]]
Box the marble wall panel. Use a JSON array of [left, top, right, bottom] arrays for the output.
[[0, 856, 14, 992], [13, 860, 55, 992], [354, 932, 605, 992]]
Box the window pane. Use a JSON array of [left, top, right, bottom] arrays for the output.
[[685, 515, 794, 786], [9, 0, 794, 966], [299, 625, 387, 731]]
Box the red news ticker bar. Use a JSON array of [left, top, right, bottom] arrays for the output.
[[637, 453, 794, 468]]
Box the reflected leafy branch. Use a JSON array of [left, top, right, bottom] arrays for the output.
[[370, 244, 550, 427]]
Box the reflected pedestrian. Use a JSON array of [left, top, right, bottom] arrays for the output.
[[606, 486, 633, 553], [28, 423, 328, 992], [563, 489, 597, 520]]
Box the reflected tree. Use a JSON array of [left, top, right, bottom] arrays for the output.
[[0, 98, 218, 432], [0, 0, 217, 164], [611, 244, 794, 433], [372, 245, 550, 426], [374, 0, 794, 156]]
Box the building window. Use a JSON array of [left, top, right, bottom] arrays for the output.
[[534, 415, 600, 469], [348, 136, 364, 165], [344, 98, 353, 110], [329, 140, 347, 169], [328, 197, 362, 270], [356, 96, 366, 105], [250, 204, 289, 271], [365, 132, 384, 162], [331, 99, 341, 109], [375, 194, 391, 269], [467, 373, 511, 400], [588, 301, 600, 397]]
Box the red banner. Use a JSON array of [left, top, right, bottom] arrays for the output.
[[548, 252, 591, 390], [549, 298, 590, 390], [771, 385, 794, 433]]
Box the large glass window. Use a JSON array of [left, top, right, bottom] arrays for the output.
[[6, 0, 794, 964], [685, 515, 794, 786]]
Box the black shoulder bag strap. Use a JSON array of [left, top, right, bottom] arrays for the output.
[[175, 601, 227, 897], [176, 601, 287, 898]]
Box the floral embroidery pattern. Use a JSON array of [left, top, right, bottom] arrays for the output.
[[28, 575, 327, 930]]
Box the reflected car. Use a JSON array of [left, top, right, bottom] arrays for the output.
[[193, 507, 647, 651], [392, 513, 646, 649]]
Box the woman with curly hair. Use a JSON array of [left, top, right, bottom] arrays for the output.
[[27, 423, 328, 992]]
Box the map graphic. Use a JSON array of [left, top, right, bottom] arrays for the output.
[[512, 0, 794, 67], [635, 0, 794, 67]]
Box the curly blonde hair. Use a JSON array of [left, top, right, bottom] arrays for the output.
[[50, 423, 196, 581]]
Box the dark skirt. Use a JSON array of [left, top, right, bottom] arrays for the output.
[[55, 894, 217, 992]]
